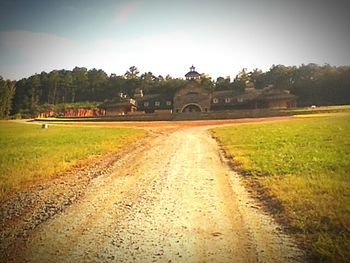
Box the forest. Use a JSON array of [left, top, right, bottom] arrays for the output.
[[0, 63, 350, 118]]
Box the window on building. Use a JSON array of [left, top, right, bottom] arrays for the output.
[[166, 101, 172, 106], [237, 97, 244, 103], [225, 98, 231, 103], [155, 101, 160, 106], [213, 98, 219, 103], [144, 102, 149, 107]]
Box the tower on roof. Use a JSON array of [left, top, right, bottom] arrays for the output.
[[185, 65, 201, 81]]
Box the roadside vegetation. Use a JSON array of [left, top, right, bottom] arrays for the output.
[[211, 113, 350, 262], [0, 121, 145, 200]]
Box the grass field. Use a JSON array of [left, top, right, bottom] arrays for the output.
[[0, 121, 145, 200], [211, 113, 350, 262], [287, 104, 350, 113]]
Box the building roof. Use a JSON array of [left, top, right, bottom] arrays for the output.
[[137, 93, 173, 102], [185, 65, 200, 78], [185, 71, 200, 78], [258, 88, 297, 100], [100, 99, 136, 108], [212, 90, 241, 97]]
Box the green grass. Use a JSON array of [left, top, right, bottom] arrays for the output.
[[211, 113, 350, 262], [285, 104, 350, 113], [0, 121, 145, 200]]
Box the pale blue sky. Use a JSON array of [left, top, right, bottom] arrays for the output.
[[0, 0, 349, 80]]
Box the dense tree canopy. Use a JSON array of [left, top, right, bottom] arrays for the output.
[[0, 77, 16, 119], [226, 64, 350, 106], [0, 63, 349, 118]]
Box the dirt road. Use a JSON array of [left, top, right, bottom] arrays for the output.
[[1, 125, 305, 262]]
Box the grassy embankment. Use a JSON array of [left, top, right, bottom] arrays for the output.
[[211, 112, 350, 262], [0, 121, 145, 200]]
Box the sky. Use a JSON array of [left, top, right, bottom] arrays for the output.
[[0, 0, 349, 80]]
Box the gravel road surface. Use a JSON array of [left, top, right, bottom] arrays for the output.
[[1, 126, 305, 263]]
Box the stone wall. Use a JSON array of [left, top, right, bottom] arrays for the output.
[[173, 81, 211, 113]]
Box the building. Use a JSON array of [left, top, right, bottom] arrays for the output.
[[100, 93, 137, 116], [135, 66, 297, 113], [173, 68, 211, 113], [136, 93, 173, 114], [211, 87, 297, 110], [36, 66, 297, 119]]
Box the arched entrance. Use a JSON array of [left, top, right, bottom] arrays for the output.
[[181, 104, 202, 113]]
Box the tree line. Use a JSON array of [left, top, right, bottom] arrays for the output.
[[0, 63, 349, 118]]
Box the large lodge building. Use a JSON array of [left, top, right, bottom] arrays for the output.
[[101, 66, 297, 116], [38, 66, 297, 118]]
